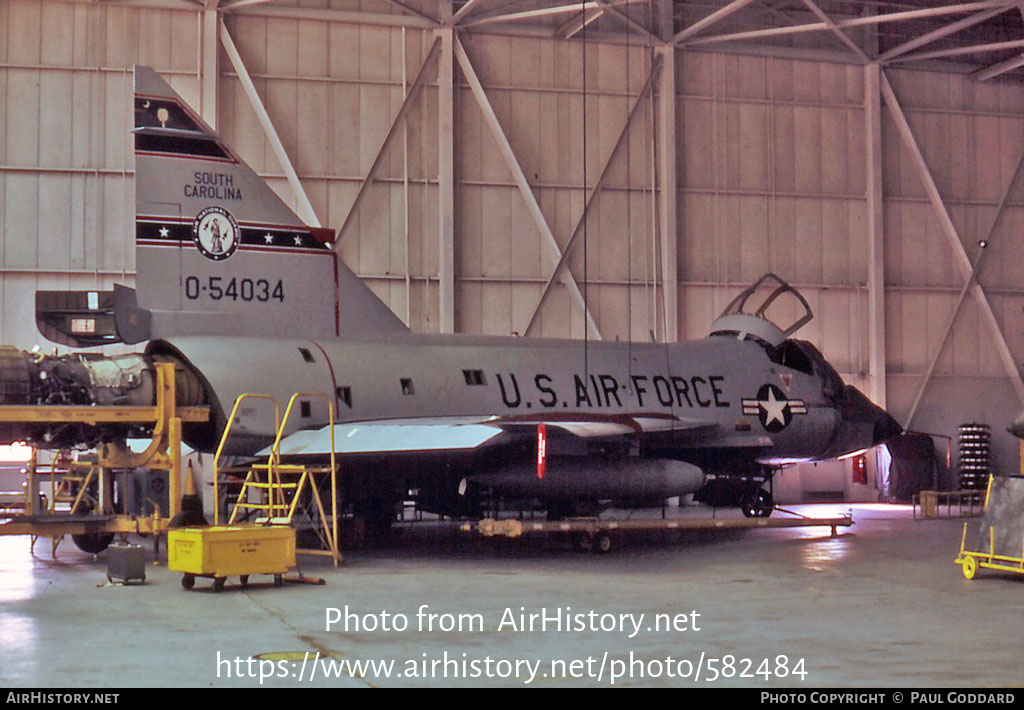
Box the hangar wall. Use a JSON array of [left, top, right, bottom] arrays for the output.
[[2, 0, 1024, 481]]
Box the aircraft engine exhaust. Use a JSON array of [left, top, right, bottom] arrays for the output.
[[465, 456, 706, 501], [0, 345, 206, 449]]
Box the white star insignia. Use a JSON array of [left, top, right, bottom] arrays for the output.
[[158, 226, 169, 238], [294, 235, 303, 246], [759, 388, 789, 426], [264, 233, 274, 244]]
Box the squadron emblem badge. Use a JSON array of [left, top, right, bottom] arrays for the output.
[[192, 206, 240, 261]]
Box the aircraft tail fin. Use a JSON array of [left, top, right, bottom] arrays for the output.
[[126, 65, 407, 342]]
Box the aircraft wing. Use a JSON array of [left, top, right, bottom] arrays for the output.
[[265, 413, 719, 456], [264, 420, 504, 456]]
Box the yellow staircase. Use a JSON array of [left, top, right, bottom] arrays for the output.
[[215, 392, 341, 566]]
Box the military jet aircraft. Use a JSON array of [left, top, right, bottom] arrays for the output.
[[0, 67, 900, 528]]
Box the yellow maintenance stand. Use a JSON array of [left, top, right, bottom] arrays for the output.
[[955, 474, 1024, 580], [168, 392, 340, 591], [0, 362, 208, 556]]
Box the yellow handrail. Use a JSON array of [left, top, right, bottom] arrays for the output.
[[273, 393, 338, 558], [213, 394, 281, 526]]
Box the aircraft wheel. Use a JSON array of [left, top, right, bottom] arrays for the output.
[[572, 533, 593, 553], [594, 533, 612, 554], [741, 489, 773, 518], [181, 574, 195, 591], [71, 533, 114, 554], [213, 577, 226, 592], [962, 555, 978, 580]]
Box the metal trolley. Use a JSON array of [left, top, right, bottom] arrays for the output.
[[954, 475, 1024, 580]]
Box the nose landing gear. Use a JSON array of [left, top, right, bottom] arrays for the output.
[[740, 488, 774, 518]]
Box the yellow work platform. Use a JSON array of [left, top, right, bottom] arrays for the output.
[[954, 474, 1024, 580], [168, 524, 296, 592]]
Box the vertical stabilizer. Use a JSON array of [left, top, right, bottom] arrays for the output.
[[132, 65, 407, 341]]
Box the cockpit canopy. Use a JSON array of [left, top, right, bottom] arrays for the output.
[[709, 274, 843, 400], [708, 273, 813, 348]]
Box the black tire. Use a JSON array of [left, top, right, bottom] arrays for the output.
[[594, 533, 612, 554], [181, 574, 195, 590], [274, 574, 283, 587], [741, 489, 774, 518], [213, 577, 226, 592], [239, 575, 249, 587], [71, 533, 115, 554], [572, 533, 593, 553]]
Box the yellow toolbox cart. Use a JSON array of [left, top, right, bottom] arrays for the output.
[[168, 524, 295, 591]]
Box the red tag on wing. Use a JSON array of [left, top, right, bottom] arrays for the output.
[[537, 423, 547, 480]]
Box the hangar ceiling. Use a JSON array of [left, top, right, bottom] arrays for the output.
[[201, 1, 1024, 79]]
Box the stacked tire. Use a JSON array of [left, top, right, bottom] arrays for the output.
[[958, 423, 990, 493]]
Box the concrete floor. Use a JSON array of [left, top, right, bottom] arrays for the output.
[[0, 504, 1020, 688]]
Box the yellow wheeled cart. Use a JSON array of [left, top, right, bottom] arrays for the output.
[[167, 524, 295, 591], [954, 475, 1024, 580]]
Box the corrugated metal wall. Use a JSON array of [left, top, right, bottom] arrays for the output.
[[3, 0, 1024, 473]]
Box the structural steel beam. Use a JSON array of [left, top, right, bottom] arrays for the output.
[[880, 71, 1024, 414], [673, 0, 758, 44], [200, 9, 218, 129], [893, 38, 1024, 63], [904, 135, 1024, 428], [461, 0, 646, 29], [454, 36, 601, 339], [801, 0, 869, 62], [220, 0, 278, 9], [878, 6, 1010, 61], [229, 5, 437, 28], [685, 21, 829, 46], [864, 63, 886, 408], [657, 43, 678, 342], [219, 20, 321, 227], [335, 38, 441, 244], [451, 0, 485, 25], [524, 56, 662, 336], [558, 7, 604, 38], [439, 23, 456, 333], [592, 0, 657, 43], [828, 0, 1012, 28], [973, 52, 1024, 80], [682, 1, 1015, 47], [379, 0, 436, 24]]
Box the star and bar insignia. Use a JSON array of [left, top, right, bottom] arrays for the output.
[[742, 383, 807, 433]]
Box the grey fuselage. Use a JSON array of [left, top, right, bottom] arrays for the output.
[[155, 330, 843, 468]]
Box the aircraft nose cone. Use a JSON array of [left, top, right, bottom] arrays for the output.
[[872, 409, 903, 447], [830, 385, 902, 455]]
